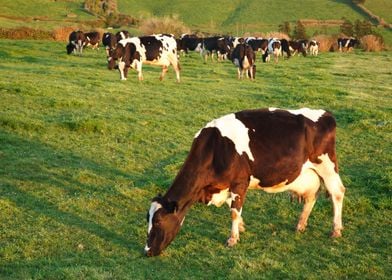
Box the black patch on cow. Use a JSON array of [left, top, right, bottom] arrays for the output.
[[139, 36, 163, 61]]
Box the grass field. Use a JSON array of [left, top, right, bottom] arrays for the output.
[[0, 39, 391, 279]]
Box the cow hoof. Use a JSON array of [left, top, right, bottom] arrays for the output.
[[121, 78, 127, 81], [296, 224, 306, 232], [226, 237, 239, 247], [331, 229, 342, 238]]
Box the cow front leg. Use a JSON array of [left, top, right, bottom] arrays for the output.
[[227, 185, 248, 247], [135, 61, 143, 81]]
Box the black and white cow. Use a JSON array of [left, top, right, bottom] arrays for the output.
[[308, 40, 320, 56], [279, 39, 291, 58], [107, 34, 180, 82], [66, 30, 85, 55], [262, 38, 281, 62], [177, 34, 203, 55], [245, 37, 268, 53], [338, 38, 359, 52], [84, 31, 101, 50], [289, 40, 308, 56], [102, 32, 117, 56], [201, 36, 232, 62], [145, 108, 346, 256], [230, 43, 256, 80], [116, 30, 130, 42]]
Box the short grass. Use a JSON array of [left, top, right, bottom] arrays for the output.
[[0, 39, 391, 279], [364, 0, 392, 23]]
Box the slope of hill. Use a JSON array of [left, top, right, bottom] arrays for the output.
[[118, 0, 369, 33], [364, 0, 392, 23], [0, 0, 96, 30]]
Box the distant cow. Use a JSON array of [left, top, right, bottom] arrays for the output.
[[338, 38, 359, 52], [289, 40, 308, 56], [246, 38, 268, 53], [308, 40, 320, 56], [102, 32, 117, 56], [84, 31, 101, 50], [230, 43, 256, 80], [116, 30, 130, 42], [145, 108, 346, 256], [279, 39, 291, 58], [66, 31, 85, 55], [262, 38, 281, 62], [201, 36, 232, 62], [177, 34, 203, 55], [107, 34, 180, 82]]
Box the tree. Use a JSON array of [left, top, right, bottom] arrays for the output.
[[292, 21, 307, 40], [354, 20, 373, 38], [278, 21, 291, 36], [340, 18, 354, 36]]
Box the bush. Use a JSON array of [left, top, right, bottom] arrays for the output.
[[361, 34, 384, 51], [312, 34, 338, 52], [0, 27, 53, 40], [52, 26, 78, 42], [139, 15, 190, 36]]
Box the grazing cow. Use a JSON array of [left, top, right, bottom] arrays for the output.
[[66, 30, 85, 55], [201, 36, 232, 62], [107, 34, 180, 82], [279, 39, 291, 58], [116, 30, 130, 41], [289, 40, 308, 56], [230, 43, 256, 80], [309, 40, 320, 56], [246, 38, 268, 53], [145, 108, 345, 257], [102, 32, 117, 56], [338, 38, 359, 52], [262, 38, 281, 62], [177, 34, 203, 55], [84, 31, 101, 50]]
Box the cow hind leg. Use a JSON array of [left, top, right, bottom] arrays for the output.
[[160, 66, 168, 81], [314, 154, 346, 237]]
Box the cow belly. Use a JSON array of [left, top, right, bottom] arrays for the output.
[[254, 168, 320, 195]]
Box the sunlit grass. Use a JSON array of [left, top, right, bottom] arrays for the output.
[[0, 39, 391, 279]]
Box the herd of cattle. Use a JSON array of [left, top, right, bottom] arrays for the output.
[[66, 30, 359, 81], [66, 30, 348, 257]]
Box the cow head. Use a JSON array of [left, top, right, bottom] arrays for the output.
[[107, 45, 123, 70], [66, 43, 75, 55], [145, 195, 181, 257]]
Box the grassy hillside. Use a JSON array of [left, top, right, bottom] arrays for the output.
[[0, 40, 391, 279], [118, 0, 369, 33], [0, 0, 95, 30], [364, 0, 392, 23]]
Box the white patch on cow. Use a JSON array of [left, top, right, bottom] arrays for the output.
[[243, 56, 250, 69], [208, 188, 231, 207], [233, 58, 240, 67], [248, 175, 260, 189], [257, 160, 320, 195], [269, 107, 326, 122], [147, 201, 162, 234], [344, 39, 350, 48], [195, 113, 255, 161], [144, 244, 150, 253]]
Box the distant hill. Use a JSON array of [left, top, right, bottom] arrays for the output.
[[1, 0, 391, 45], [117, 0, 369, 34]]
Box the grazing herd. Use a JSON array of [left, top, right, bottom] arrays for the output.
[[65, 31, 348, 257], [66, 30, 359, 81]]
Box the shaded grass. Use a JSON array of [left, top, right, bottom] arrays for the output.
[[0, 39, 391, 279]]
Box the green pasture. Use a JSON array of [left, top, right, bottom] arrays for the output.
[[0, 39, 391, 279]]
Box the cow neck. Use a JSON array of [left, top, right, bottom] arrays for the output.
[[164, 165, 206, 214]]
